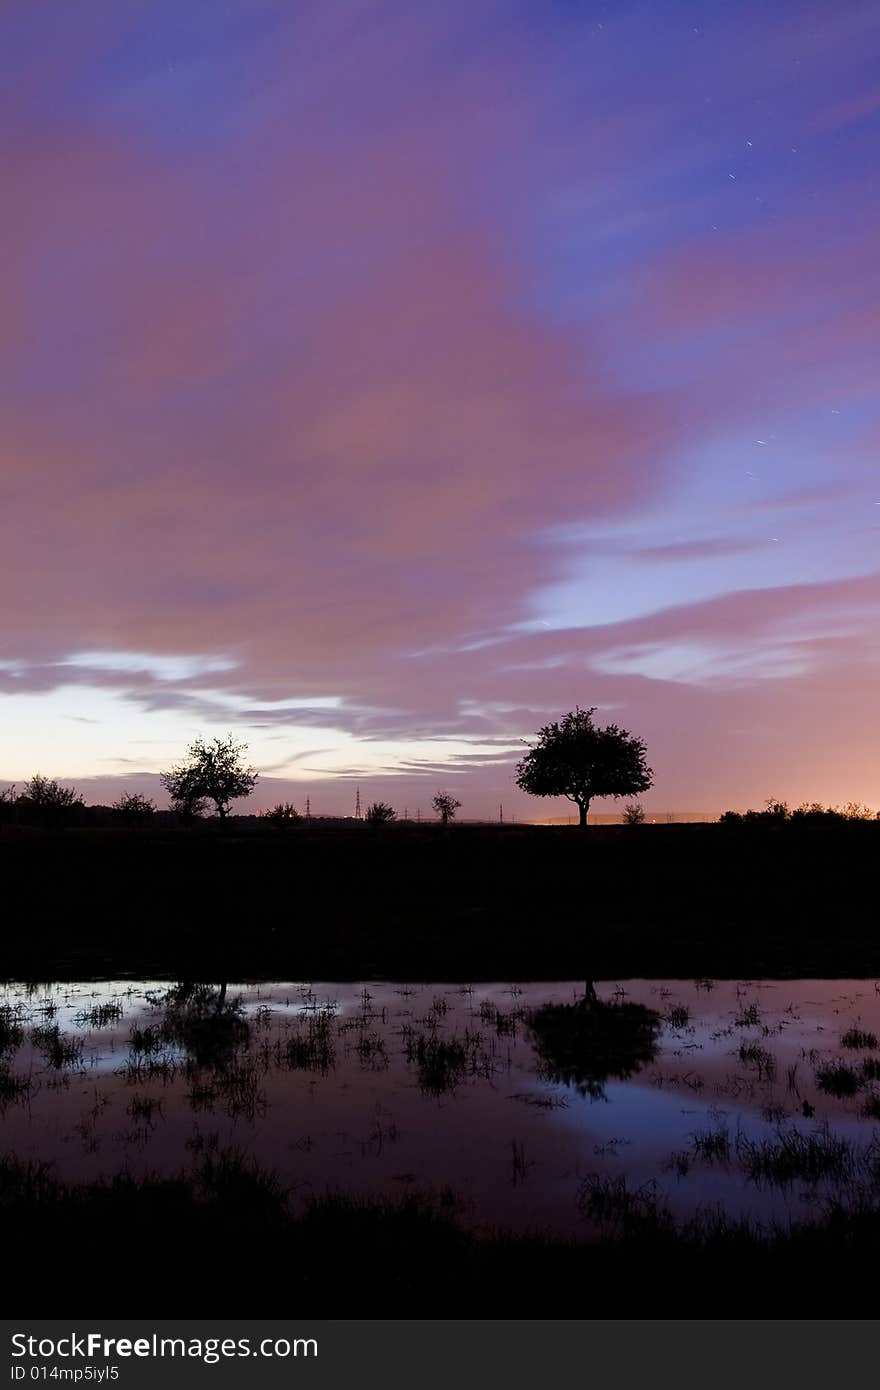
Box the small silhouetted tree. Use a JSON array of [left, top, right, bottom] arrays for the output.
[[365, 801, 396, 826], [622, 801, 646, 826], [515, 707, 652, 829], [19, 774, 84, 826], [432, 792, 461, 826], [112, 791, 155, 826], [262, 802, 302, 828], [161, 735, 258, 821]]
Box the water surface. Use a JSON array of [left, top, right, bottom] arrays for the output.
[[2, 978, 878, 1234]]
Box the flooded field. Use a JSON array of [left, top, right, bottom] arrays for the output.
[[2, 978, 879, 1236]]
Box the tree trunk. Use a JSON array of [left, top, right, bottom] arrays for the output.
[[578, 800, 590, 828]]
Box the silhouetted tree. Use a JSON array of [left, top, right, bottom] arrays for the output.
[[18, 774, 84, 827], [365, 801, 396, 825], [622, 801, 646, 826], [112, 791, 156, 826], [432, 792, 461, 826], [161, 735, 258, 821], [515, 707, 652, 829]]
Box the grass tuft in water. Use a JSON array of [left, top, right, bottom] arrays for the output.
[[280, 1012, 336, 1073], [30, 1024, 84, 1070], [0, 1066, 34, 1110], [738, 1041, 777, 1080], [406, 1033, 469, 1095], [734, 1002, 762, 1027], [665, 1005, 691, 1029], [129, 1024, 165, 1055], [691, 1127, 731, 1163], [0, 1007, 24, 1057], [74, 1002, 124, 1029], [736, 1126, 854, 1185], [577, 1174, 675, 1240], [815, 1062, 862, 1097]]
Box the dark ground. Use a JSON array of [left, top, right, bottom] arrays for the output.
[[3, 821, 878, 981]]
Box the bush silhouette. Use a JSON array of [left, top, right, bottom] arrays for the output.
[[112, 792, 155, 826], [262, 802, 302, 829], [721, 798, 878, 825]]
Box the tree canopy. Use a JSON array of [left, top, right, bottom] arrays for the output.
[[112, 791, 155, 825], [432, 792, 461, 825], [515, 707, 652, 827], [160, 735, 258, 821], [16, 774, 84, 826], [262, 801, 302, 828]]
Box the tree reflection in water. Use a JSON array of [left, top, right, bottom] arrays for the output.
[[156, 982, 250, 1069], [527, 983, 661, 1099]]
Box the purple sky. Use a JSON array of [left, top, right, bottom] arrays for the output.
[[2, 1, 879, 819]]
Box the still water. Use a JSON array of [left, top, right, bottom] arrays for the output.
[[1, 978, 878, 1234]]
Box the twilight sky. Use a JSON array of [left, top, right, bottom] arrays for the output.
[[2, 0, 879, 819]]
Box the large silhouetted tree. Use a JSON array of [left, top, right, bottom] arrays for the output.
[[515, 707, 652, 828], [161, 735, 258, 821]]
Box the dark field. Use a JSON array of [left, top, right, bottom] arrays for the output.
[[3, 821, 879, 980]]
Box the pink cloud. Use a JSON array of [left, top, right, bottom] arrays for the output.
[[0, 5, 678, 684]]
